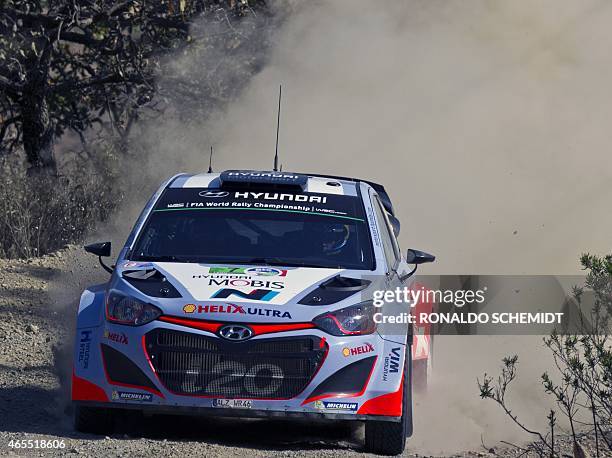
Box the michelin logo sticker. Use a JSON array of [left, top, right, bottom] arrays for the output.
[[314, 401, 359, 412], [111, 391, 153, 402]]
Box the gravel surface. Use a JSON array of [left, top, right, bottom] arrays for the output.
[[0, 248, 604, 457]]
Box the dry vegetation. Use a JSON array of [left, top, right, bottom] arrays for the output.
[[479, 254, 612, 457], [0, 0, 276, 259]]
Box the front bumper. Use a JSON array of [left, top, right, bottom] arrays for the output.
[[72, 320, 407, 421], [73, 400, 401, 422]]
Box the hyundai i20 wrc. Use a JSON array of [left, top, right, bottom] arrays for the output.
[[72, 170, 435, 455]]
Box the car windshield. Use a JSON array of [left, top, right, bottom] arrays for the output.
[[130, 188, 375, 270]]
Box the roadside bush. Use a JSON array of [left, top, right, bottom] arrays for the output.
[[0, 149, 122, 259], [478, 254, 612, 456]]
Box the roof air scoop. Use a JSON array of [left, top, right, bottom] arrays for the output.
[[219, 170, 307, 191]]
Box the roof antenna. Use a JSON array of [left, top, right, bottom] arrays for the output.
[[208, 145, 214, 173], [273, 85, 282, 172]]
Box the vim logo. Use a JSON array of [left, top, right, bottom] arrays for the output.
[[382, 347, 402, 382]]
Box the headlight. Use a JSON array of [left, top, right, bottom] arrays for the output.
[[313, 301, 377, 336], [106, 291, 162, 326]]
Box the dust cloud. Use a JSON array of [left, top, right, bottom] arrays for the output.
[[205, 0, 611, 276], [65, 0, 612, 454], [122, 0, 612, 275], [191, 1, 609, 453]]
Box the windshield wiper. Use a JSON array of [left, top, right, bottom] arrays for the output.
[[133, 255, 192, 263], [238, 257, 337, 269], [133, 255, 340, 268]]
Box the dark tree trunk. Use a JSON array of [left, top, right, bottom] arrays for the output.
[[21, 48, 56, 175]]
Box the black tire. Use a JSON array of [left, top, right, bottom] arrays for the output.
[[74, 405, 114, 435], [364, 346, 412, 455]]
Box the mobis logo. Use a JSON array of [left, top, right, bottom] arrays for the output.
[[207, 278, 285, 290], [234, 191, 327, 204]]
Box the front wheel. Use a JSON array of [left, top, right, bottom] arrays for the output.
[[364, 346, 412, 455]]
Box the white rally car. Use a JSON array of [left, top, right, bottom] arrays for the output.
[[72, 170, 434, 455]]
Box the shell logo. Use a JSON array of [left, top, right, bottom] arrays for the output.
[[183, 304, 196, 313], [342, 347, 351, 357]]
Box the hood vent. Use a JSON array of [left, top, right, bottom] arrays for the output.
[[122, 269, 182, 298], [299, 276, 370, 306]]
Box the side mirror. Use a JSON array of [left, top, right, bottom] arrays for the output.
[[84, 242, 111, 257], [84, 242, 113, 273], [406, 248, 435, 264]]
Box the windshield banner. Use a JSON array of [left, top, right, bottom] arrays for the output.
[[155, 189, 366, 222]]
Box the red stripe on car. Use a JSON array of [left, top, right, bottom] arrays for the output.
[[71, 369, 108, 402], [159, 316, 314, 336], [357, 378, 403, 416]]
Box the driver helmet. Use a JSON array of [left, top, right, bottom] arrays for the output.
[[320, 223, 350, 254]]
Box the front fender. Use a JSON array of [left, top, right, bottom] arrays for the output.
[[72, 284, 107, 401], [77, 283, 106, 328]]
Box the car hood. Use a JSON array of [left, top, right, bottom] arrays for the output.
[[119, 261, 344, 305]]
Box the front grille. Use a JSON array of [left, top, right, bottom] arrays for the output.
[[145, 329, 327, 399]]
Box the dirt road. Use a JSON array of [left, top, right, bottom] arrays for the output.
[[0, 247, 601, 457], [0, 248, 470, 457]]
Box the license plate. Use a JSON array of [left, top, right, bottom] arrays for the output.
[[212, 399, 253, 409]]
